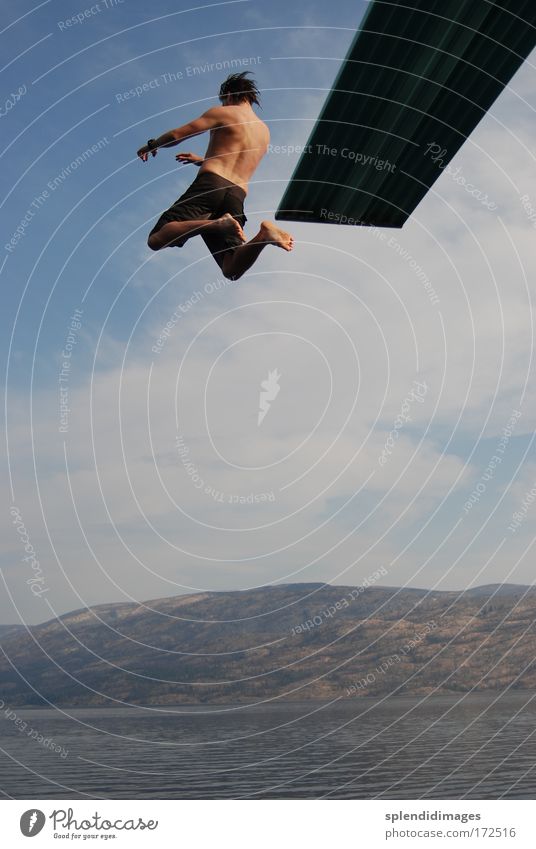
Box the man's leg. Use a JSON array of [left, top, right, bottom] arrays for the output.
[[222, 220, 294, 280], [148, 213, 245, 251]]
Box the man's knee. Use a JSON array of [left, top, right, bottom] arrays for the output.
[[147, 234, 161, 251], [222, 256, 241, 280], [223, 268, 240, 281]]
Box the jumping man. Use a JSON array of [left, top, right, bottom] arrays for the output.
[[137, 72, 294, 280]]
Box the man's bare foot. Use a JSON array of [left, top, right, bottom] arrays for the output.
[[259, 220, 294, 251], [209, 213, 246, 242]]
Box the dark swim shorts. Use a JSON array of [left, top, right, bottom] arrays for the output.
[[148, 169, 247, 269]]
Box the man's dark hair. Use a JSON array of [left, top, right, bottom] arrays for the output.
[[219, 71, 261, 107]]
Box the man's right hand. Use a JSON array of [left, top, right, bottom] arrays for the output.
[[137, 144, 157, 162], [175, 152, 203, 166]]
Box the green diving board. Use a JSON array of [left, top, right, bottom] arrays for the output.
[[275, 0, 536, 228]]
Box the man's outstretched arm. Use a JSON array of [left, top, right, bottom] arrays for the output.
[[137, 108, 222, 161]]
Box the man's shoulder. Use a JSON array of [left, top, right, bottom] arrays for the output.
[[201, 104, 268, 133], [203, 104, 256, 127], [201, 105, 228, 121]]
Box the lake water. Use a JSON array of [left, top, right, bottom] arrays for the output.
[[1, 692, 535, 799]]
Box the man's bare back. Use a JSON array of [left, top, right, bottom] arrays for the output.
[[197, 102, 270, 191], [137, 72, 293, 279]]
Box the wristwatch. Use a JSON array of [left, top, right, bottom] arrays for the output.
[[147, 138, 158, 151]]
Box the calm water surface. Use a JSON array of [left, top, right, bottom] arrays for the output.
[[1, 692, 535, 799]]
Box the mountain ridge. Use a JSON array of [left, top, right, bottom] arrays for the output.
[[1, 582, 535, 706]]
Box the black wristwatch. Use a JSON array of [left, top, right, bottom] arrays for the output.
[[147, 138, 158, 151]]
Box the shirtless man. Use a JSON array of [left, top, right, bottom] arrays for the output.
[[137, 72, 294, 280]]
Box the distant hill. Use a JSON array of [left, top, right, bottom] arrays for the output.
[[462, 584, 536, 597], [0, 624, 26, 639], [1, 583, 536, 706]]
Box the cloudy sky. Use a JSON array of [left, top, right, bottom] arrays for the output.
[[2, 0, 536, 625]]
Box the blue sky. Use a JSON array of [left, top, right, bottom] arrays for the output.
[[2, 0, 536, 625]]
